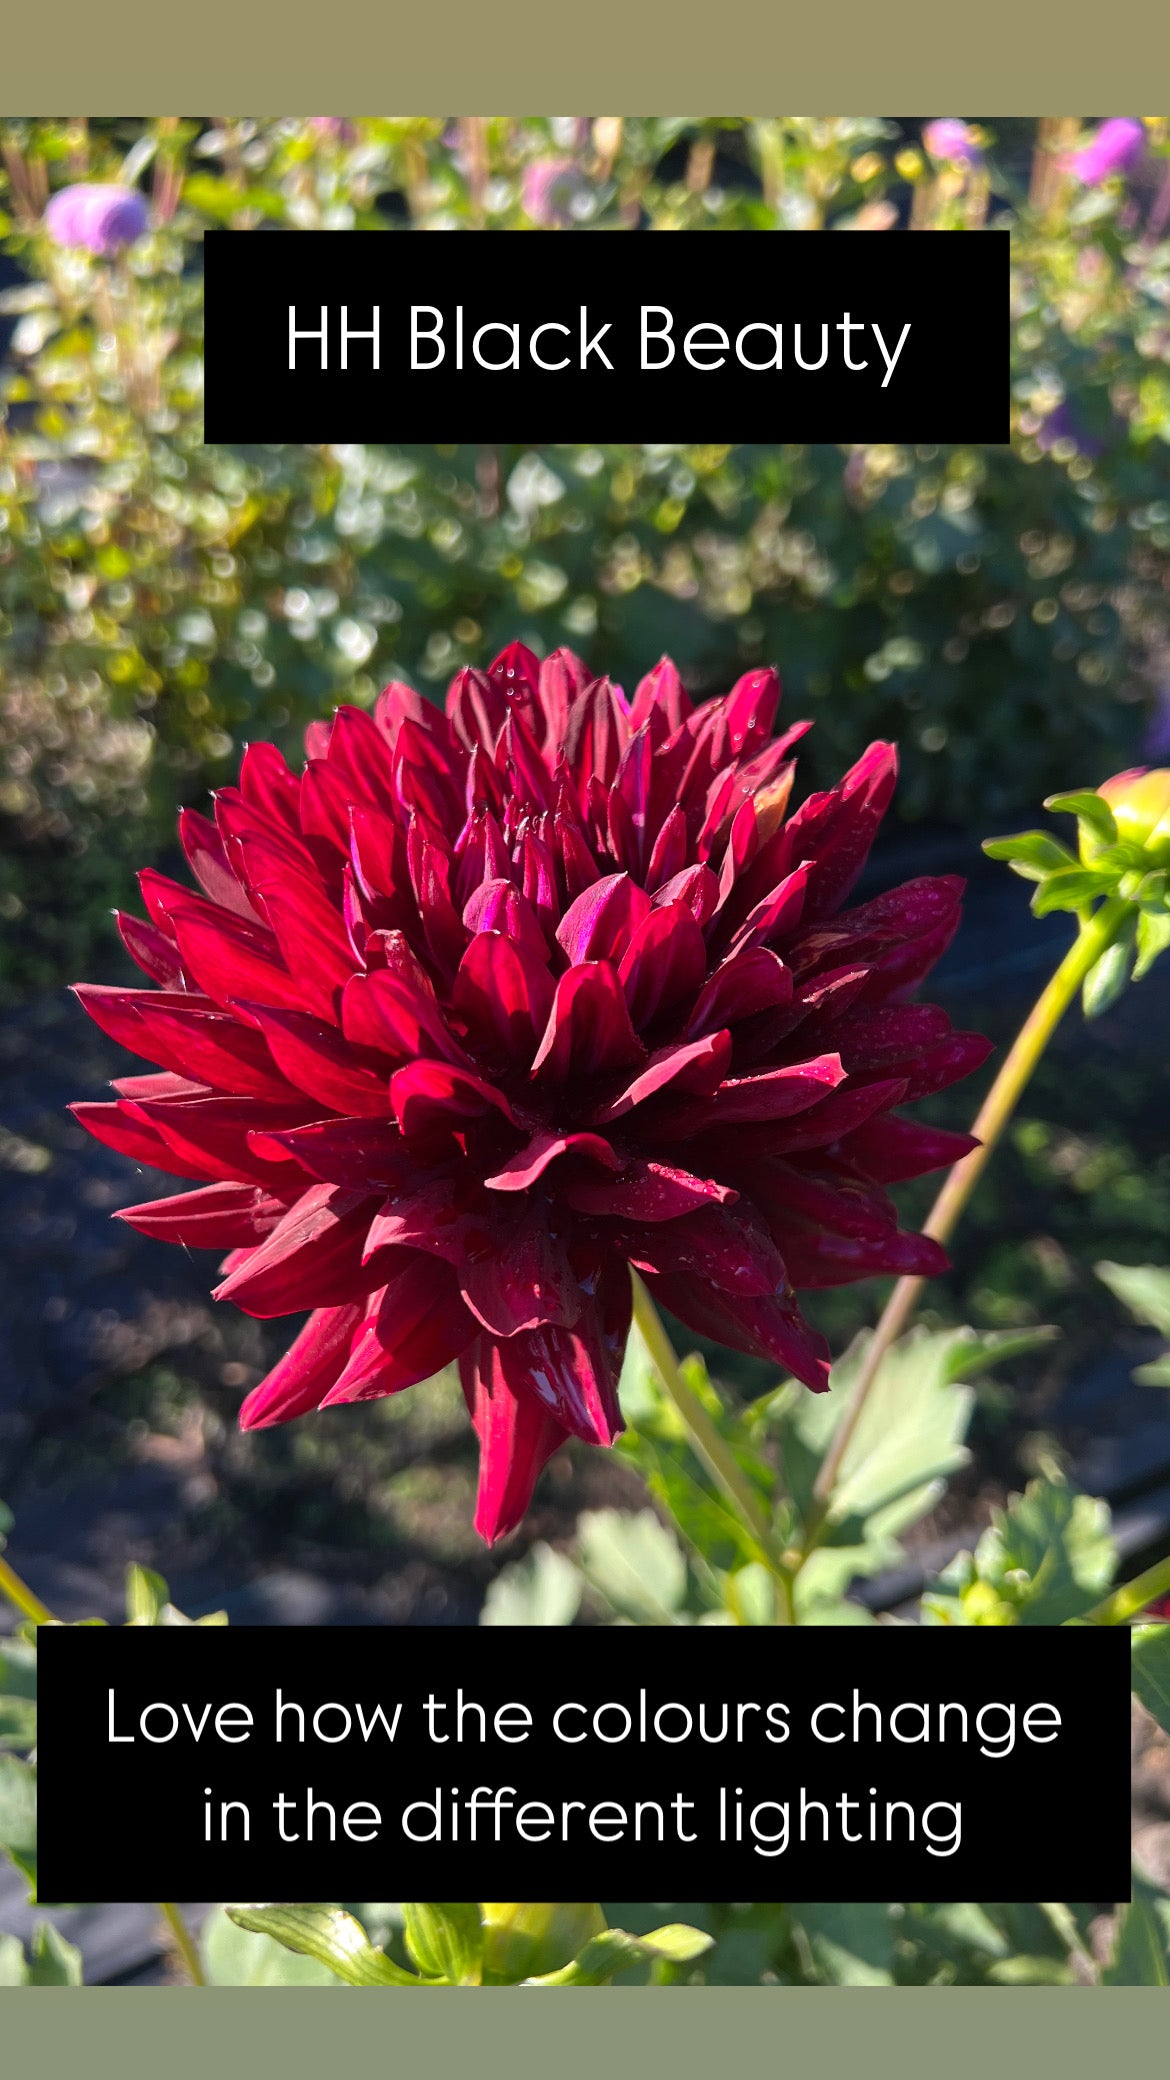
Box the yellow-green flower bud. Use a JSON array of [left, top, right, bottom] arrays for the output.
[[479, 1901, 607, 1982], [1097, 768, 1170, 864]]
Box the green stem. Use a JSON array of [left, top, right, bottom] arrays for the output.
[[159, 1900, 206, 1986], [629, 1271, 794, 1612], [805, 896, 1133, 1536], [0, 1553, 57, 1626], [1082, 1549, 1170, 1626]]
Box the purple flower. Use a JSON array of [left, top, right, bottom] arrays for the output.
[[1071, 118, 1145, 185], [522, 158, 589, 227], [308, 118, 357, 145], [922, 120, 981, 168], [44, 183, 149, 256]]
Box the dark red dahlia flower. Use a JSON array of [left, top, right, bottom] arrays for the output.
[[71, 644, 989, 1541]]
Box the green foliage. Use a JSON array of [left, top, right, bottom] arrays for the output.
[[3, 116, 1170, 993], [479, 1541, 583, 1627], [201, 1908, 340, 1986], [402, 1902, 484, 1985], [225, 1905, 421, 1986], [923, 1476, 1117, 1625], [1131, 1624, 1170, 1733], [0, 1921, 84, 1986], [1097, 1259, 1170, 1383], [1104, 1875, 1170, 1986]]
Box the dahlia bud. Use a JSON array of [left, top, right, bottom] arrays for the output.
[[480, 1900, 606, 1982], [44, 182, 149, 256], [1095, 768, 1170, 865]]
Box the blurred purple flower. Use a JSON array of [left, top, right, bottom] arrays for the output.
[[922, 119, 981, 168], [45, 183, 148, 256], [522, 158, 589, 227], [1036, 399, 1106, 460], [1071, 118, 1145, 185]]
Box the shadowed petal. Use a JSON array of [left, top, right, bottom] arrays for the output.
[[239, 1302, 367, 1428], [320, 1257, 476, 1403], [460, 1338, 570, 1544], [531, 962, 646, 1082]]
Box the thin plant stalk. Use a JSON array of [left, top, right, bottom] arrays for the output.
[[1082, 1550, 1170, 1627], [159, 1900, 206, 1986], [629, 1271, 795, 1618], [0, 1553, 57, 1627], [807, 895, 1132, 1527]]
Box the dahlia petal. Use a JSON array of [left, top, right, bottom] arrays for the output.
[[832, 1003, 954, 1073], [72, 983, 201, 1069], [213, 1182, 383, 1316], [517, 826, 559, 936], [166, 902, 306, 1021], [496, 1300, 624, 1447], [392, 1059, 518, 1138], [899, 1030, 994, 1100], [725, 666, 781, 754], [360, 1175, 486, 1263], [299, 757, 355, 854], [684, 947, 792, 1037], [460, 1215, 583, 1336], [239, 1302, 367, 1429], [590, 1030, 732, 1123], [122, 1000, 300, 1103], [452, 932, 556, 1068], [129, 1095, 322, 1188], [654, 1054, 846, 1137], [446, 665, 511, 758], [235, 1002, 393, 1117], [531, 962, 647, 1082], [559, 1156, 737, 1221], [645, 803, 688, 892], [262, 889, 356, 1022], [111, 1072, 208, 1100], [623, 1205, 788, 1297], [629, 656, 693, 735], [116, 1180, 290, 1248], [483, 1129, 622, 1192], [643, 1270, 831, 1393], [724, 863, 811, 956], [319, 1256, 476, 1404], [115, 912, 186, 988], [342, 969, 469, 1067], [618, 903, 707, 1030], [556, 872, 651, 967], [254, 1117, 416, 1190], [788, 741, 900, 920], [709, 1075, 910, 1156], [777, 1226, 950, 1288], [394, 714, 466, 827], [69, 1100, 214, 1181], [744, 1158, 900, 1242], [563, 676, 628, 798], [178, 806, 261, 920], [238, 741, 303, 831], [840, 1115, 979, 1184], [326, 704, 398, 804], [462, 876, 549, 963], [652, 862, 719, 928], [376, 677, 439, 743], [460, 1338, 570, 1544]]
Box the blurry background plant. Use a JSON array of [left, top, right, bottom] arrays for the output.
[[3, 114, 1170, 998]]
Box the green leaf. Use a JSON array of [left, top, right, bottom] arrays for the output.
[[576, 1508, 689, 1624], [0, 1933, 28, 1985], [0, 1499, 13, 1541], [124, 1562, 169, 1626], [531, 1923, 713, 1985], [225, 1906, 420, 1986], [1105, 1877, 1170, 1986], [924, 1478, 1116, 1626], [982, 831, 1076, 879], [1097, 1261, 1170, 1339], [26, 1921, 83, 1986], [480, 1543, 582, 1628], [1032, 865, 1117, 915], [203, 1907, 340, 1985], [1082, 933, 1134, 1018], [0, 1752, 37, 1879], [1134, 1357, 1170, 1387], [1132, 1625, 1170, 1734], [402, 1903, 483, 1985], [1044, 790, 1119, 845], [1134, 906, 1170, 981], [789, 1900, 895, 1985]]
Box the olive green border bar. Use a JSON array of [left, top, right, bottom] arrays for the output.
[[1, 0, 1169, 111], [0, 1986, 1166, 2074]]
